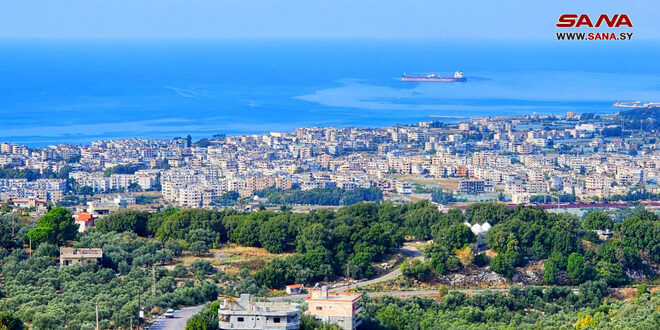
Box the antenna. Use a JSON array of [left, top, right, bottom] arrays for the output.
[[96, 302, 99, 330]]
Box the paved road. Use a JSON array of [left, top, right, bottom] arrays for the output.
[[271, 244, 424, 301], [148, 244, 426, 326], [338, 244, 424, 290], [368, 288, 509, 297], [399, 244, 425, 260], [150, 305, 204, 330], [271, 288, 515, 301]]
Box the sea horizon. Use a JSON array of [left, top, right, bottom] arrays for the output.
[[1, 39, 658, 147]]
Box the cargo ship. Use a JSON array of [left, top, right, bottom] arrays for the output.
[[401, 71, 467, 82]]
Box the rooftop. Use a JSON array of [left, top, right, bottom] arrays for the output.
[[59, 247, 103, 258], [306, 288, 362, 302], [219, 294, 300, 316]]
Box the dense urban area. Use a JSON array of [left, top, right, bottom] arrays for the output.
[[1, 107, 660, 329]]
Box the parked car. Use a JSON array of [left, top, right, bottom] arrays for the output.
[[164, 309, 175, 318]]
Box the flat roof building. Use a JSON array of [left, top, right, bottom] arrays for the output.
[[456, 180, 485, 195], [218, 294, 301, 330], [59, 247, 103, 267], [305, 286, 362, 330]]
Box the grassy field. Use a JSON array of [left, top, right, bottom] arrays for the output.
[[385, 174, 462, 192], [174, 243, 294, 273]]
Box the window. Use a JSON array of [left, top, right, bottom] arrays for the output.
[[237, 317, 244, 322], [273, 317, 280, 323], [316, 307, 323, 310]]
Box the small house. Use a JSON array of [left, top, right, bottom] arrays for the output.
[[285, 284, 303, 295], [59, 247, 103, 267]]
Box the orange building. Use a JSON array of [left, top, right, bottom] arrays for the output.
[[73, 212, 96, 232], [305, 286, 362, 330], [456, 165, 468, 177]]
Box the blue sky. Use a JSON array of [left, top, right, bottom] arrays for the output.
[[0, 0, 657, 39]]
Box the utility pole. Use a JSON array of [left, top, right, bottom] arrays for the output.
[[130, 317, 133, 330], [29, 236, 32, 258], [152, 265, 156, 299], [95, 302, 99, 330], [137, 290, 141, 330]]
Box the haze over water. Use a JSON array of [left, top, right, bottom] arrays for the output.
[[1, 39, 659, 146]]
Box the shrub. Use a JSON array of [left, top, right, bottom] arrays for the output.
[[490, 254, 515, 278], [473, 253, 489, 267], [401, 259, 433, 281]]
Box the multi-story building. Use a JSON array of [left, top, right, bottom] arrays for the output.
[[3, 112, 659, 207], [305, 286, 362, 330], [218, 294, 300, 330], [456, 180, 485, 195], [59, 247, 103, 267]]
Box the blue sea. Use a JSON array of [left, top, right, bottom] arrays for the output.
[[1, 39, 659, 146]]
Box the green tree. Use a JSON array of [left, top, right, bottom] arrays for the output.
[[185, 315, 213, 330], [346, 252, 374, 279], [465, 202, 510, 225], [25, 207, 78, 245], [186, 228, 218, 247], [301, 314, 335, 330], [185, 301, 219, 330], [473, 253, 489, 267], [95, 209, 151, 236], [0, 214, 21, 249], [376, 304, 408, 329], [295, 223, 330, 253], [582, 211, 613, 230], [433, 223, 475, 251], [637, 283, 649, 300], [230, 216, 260, 247], [404, 204, 440, 240], [596, 261, 628, 286], [255, 258, 288, 288], [543, 260, 558, 284], [0, 312, 24, 330], [401, 258, 432, 281], [190, 259, 215, 276], [258, 216, 290, 253], [490, 253, 515, 278], [551, 230, 579, 257], [189, 241, 209, 256], [431, 189, 457, 205], [156, 209, 225, 241], [165, 241, 184, 256], [567, 253, 586, 284], [425, 243, 449, 275]]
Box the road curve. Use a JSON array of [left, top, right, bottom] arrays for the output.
[[271, 244, 424, 301], [149, 244, 426, 326], [335, 244, 424, 290]]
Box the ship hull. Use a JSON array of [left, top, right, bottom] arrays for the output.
[[401, 76, 467, 82]]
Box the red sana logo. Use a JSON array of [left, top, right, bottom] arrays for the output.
[[556, 14, 633, 28]]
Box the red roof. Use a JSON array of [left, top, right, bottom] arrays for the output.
[[75, 213, 94, 222], [286, 284, 303, 289]]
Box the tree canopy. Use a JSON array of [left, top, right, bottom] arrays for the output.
[[24, 207, 78, 246]]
